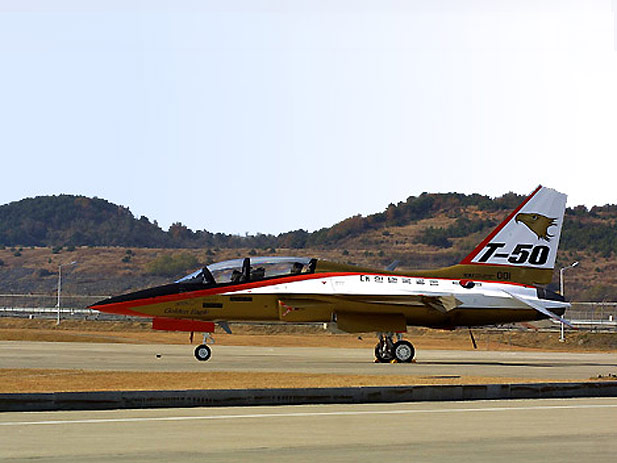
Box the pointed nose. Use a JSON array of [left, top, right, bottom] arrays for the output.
[[89, 282, 181, 316]]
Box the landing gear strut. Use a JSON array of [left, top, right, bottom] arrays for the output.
[[374, 333, 415, 363]]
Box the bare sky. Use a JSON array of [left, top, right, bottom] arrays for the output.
[[1, 1, 616, 234]]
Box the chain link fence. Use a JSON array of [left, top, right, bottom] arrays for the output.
[[567, 302, 617, 330], [0, 293, 128, 320]]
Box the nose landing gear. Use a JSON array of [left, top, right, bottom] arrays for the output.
[[194, 344, 212, 361], [374, 332, 415, 363], [194, 332, 215, 362]]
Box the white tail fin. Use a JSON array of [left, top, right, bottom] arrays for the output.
[[461, 186, 567, 271]]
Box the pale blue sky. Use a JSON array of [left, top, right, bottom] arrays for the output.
[[1, 1, 616, 234]]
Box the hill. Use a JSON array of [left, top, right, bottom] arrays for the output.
[[3, 191, 614, 252], [0, 195, 279, 249], [0, 195, 169, 248]]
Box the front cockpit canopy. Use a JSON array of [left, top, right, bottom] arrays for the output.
[[177, 256, 316, 286]]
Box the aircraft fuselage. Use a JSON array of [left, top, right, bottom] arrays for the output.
[[92, 270, 568, 330]]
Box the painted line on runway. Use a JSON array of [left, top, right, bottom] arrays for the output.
[[2, 402, 617, 427]]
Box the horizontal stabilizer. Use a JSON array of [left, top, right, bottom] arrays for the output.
[[503, 291, 574, 328]]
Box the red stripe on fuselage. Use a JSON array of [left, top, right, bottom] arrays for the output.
[[93, 305, 153, 317], [91, 272, 346, 314]]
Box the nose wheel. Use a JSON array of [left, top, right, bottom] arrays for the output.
[[194, 344, 212, 361], [193, 332, 215, 361], [374, 333, 415, 363]]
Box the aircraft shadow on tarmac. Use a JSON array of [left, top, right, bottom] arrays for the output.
[[417, 360, 617, 368]]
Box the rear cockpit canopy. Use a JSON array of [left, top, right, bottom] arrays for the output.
[[177, 257, 316, 286]]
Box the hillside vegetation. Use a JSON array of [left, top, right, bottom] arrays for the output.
[[2, 192, 615, 252], [1, 192, 616, 301]]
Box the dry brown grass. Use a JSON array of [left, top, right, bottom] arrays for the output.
[[1, 318, 616, 351], [0, 327, 479, 349], [0, 368, 551, 394], [1, 319, 613, 393]]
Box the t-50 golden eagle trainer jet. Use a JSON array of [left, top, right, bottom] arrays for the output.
[[90, 186, 571, 363]]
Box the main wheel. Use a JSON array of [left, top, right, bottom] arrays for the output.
[[194, 344, 212, 362], [374, 343, 392, 363], [392, 340, 415, 363]]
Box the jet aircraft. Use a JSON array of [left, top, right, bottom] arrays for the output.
[[90, 186, 571, 363]]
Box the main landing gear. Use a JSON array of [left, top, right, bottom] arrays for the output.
[[194, 332, 215, 362], [374, 332, 415, 363]]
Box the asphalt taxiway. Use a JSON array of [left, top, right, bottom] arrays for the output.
[[1, 398, 616, 462], [1, 341, 615, 381]]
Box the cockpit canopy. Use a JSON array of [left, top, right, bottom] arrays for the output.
[[177, 257, 316, 286]]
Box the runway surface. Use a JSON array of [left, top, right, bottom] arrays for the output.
[[1, 341, 615, 381], [1, 398, 616, 462]]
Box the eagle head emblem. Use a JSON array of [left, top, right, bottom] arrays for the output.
[[515, 213, 557, 241]]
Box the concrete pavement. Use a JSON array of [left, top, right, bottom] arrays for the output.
[[1, 341, 615, 381], [1, 398, 616, 462]]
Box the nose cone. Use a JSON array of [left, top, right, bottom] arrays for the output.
[[89, 282, 182, 316], [89, 293, 148, 316]]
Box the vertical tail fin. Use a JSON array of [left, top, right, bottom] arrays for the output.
[[428, 186, 567, 285], [459, 185, 567, 285]]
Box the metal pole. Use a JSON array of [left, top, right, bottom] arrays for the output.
[[559, 266, 565, 341], [56, 261, 76, 325], [558, 262, 579, 342], [56, 264, 62, 325]]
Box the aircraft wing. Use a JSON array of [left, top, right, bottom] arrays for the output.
[[278, 293, 462, 314], [345, 294, 461, 313], [502, 290, 574, 328]]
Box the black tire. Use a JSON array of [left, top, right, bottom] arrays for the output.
[[392, 340, 415, 363], [374, 343, 392, 363], [194, 344, 212, 362]]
